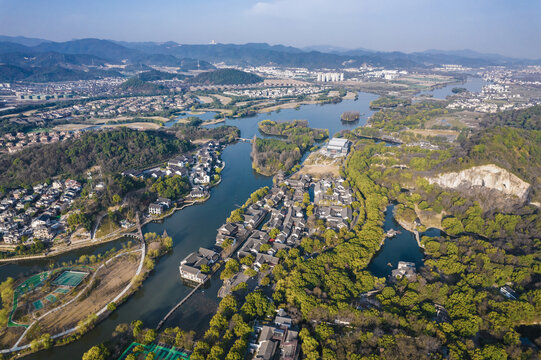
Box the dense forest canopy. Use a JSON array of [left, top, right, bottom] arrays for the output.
[[190, 68, 263, 85], [369, 95, 411, 109], [369, 101, 448, 131], [0, 128, 191, 188], [173, 124, 240, 143], [482, 104, 541, 130], [457, 126, 541, 198], [252, 120, 328, 175], [251, 138, 301, 175], [118, 77, 169, 94]]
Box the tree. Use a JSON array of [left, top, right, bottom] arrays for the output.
[[82, 344, 109, 360], [132, 320, 143, 337], [143, 329, 157, 344], [241, 290, 275, 319], [107, 302, 116, 311]]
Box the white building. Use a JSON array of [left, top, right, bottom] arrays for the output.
[[323, 138, 350, 157]]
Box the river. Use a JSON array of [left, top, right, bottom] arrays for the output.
[[417, 76, 489, 100], [9, 82, 467, 359]]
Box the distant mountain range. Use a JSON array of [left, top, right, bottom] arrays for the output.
[[0, 35, 539, 82]]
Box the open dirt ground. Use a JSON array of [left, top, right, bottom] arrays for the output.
[[37, 254, 139, 334]]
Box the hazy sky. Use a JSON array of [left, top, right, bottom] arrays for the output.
[[1, 0, 540, 58]]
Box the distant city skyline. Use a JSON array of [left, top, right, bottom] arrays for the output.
[[1, 0, 540, 59]]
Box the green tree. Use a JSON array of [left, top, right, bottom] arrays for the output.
[[82, 344, 109, 360]]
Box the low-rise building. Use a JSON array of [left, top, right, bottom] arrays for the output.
[[392, 261, 416, 280], [323, 137, 350, 157], [179, 247, 219, 284], [148, 203, 165, 216]]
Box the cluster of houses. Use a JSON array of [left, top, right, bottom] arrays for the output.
[[0, 131, 83, 154], [179, 172, 355, 300], [313, 178, 354, 229], [251, 309, 299, 360], [0, 179, 82, 244], [13, 93, 192, 123], [122, 141, 224, 216]]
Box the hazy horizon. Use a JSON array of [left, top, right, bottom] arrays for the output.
[[1, 0, 540, 59]]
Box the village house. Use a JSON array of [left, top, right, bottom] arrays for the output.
[[392, 261, 417, 280], [179, 247, 219, 284], [253, 310, 299, 360]]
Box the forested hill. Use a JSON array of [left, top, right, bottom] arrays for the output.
[[458, 126, 541, 193], [190, 68, 263, 85], [118, 77, 168, 94], [0, 128, 191, 188], [482, 105, 541, 130]]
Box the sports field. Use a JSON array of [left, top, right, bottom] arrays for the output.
[[54, 288, 70, 294], [52, 270, 88, 287], [33, 300, 43, 310], [118, 342, 190, 360], [17, 271, 49, 294]]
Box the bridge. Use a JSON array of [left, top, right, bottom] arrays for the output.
[[156, 282, 204, 331], [236, 137, 253, 143]]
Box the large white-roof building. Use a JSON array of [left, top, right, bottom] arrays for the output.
[[323, 137, 350, 157]]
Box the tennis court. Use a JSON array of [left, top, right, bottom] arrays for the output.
[[52, 270, 89, 287], [33, 300, 44, 310], [45, 294, 57, 303], [54, 288, 70, 294], [17, 271, 50, 294], [118, 342, 190, 360]]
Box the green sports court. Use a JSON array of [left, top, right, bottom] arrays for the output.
[[52, 270, 89, 287], [17, 271, 50, 294], [33, 300, 44, 310], [54, 288, 70, 294], [45, 294, 57, 303], [118, 342, 190, 360]]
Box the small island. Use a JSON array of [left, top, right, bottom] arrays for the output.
[[341, 111, 360, 122], [252, 120, 329, 175]]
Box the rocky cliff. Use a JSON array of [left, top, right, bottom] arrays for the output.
[[427, 164, 531, 209]]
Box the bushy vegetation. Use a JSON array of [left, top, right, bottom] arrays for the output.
[[150, 175, 190, 199], [369, 95, 411, 109], [258, 119, 328, 149]]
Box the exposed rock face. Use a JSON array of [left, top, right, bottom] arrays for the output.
[[427, 164, 531, 208]]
